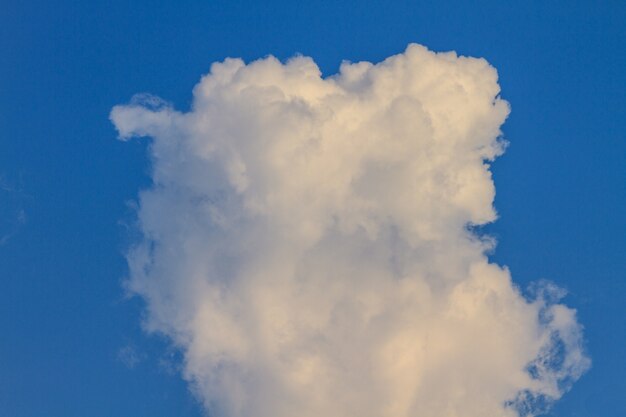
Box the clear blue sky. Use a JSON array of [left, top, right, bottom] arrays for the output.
[[1, 1, 624, 416]]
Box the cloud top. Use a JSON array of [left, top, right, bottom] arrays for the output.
[[111, 44, 589, 417]]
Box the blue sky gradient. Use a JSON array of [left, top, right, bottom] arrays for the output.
[[1, 1, 624, 416]]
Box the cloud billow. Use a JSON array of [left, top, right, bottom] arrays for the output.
[[111, 44, 589, 417]]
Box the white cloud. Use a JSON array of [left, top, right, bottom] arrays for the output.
[[111, 44, 589, 417]]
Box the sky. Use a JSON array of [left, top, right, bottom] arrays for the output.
[[1, 1, 624, 417]]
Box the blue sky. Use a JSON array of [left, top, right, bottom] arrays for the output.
[[1, 1, 624, 416]]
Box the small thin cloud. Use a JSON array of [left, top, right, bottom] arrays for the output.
[[117, 344, 146, 369], [0, 174, 28, 246]]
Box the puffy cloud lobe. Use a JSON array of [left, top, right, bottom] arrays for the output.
[[111, 44, 589, 417]]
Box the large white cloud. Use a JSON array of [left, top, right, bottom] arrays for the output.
[[111, 44, 589, 417]]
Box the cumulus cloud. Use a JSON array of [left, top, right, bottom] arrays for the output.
[[111, 44, 589, 417]]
